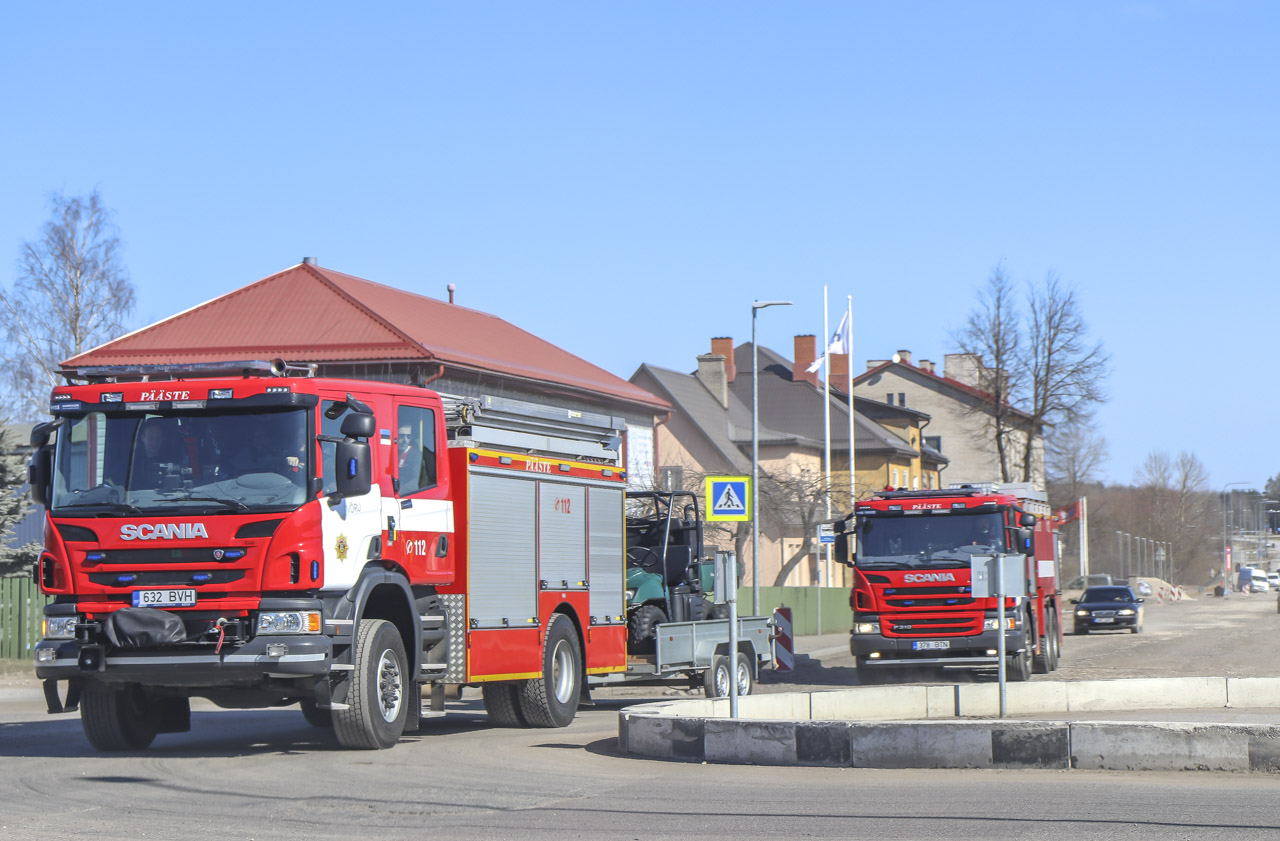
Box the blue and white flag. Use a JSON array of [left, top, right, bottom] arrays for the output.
[[806, 309, 851, 373]]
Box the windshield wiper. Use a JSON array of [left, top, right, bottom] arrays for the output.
[[155, 494, 251, 511], [55, 501, 143, 514]]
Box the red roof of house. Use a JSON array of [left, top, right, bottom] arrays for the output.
[[853, 358, 1034, 421], [62, 263, 667, 411]]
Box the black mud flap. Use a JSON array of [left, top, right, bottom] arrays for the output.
[[104, 608, 187, 648], [155, 697, 191, 734], [42, 679, 82, 714]]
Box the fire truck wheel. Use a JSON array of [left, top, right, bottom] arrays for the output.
[[1047, 613, 1061, 670], [1007, 648, 1032, 682], [80, 683, 158, 751], [518, 614, 581, 728], [333, 618, 409, 749], [299, 698, 333, 728], [481, 683, 527, 727], [627, 604, 667, 654]]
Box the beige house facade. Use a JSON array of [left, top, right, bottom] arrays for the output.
[[853, 350, 1045, 490]]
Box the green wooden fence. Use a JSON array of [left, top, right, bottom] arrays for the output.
[[738, 585, 851, 636], [0, 576, 50, 660]]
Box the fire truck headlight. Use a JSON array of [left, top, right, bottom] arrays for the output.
[[43, 616, 79, 639], [257, 611, 321, 635], [853, 622, 878, 634], [984, 618, 1017, 631]]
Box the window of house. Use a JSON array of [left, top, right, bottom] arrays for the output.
[[924, 435, 942, 453], [886, 393, 894, 406], [898, 393, 906, 407], [658, 465, 684, 491], [396, 406, 438, 495]]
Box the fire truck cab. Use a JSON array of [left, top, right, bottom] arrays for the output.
[[834, 483, 1062, 683], [30, 361, 629, 750]]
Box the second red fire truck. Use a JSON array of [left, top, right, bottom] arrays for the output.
[[833, 483, 1063, 683]]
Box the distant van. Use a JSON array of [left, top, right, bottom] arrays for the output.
[[1065, 574, 1113, 590]]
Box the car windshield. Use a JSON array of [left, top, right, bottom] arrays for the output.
[[52, 409, 310, 514], [1081, 587, 1136, 603], [856, 512, 1006, 569]]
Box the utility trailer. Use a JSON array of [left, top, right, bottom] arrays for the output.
[[588, 614, 776, 698]]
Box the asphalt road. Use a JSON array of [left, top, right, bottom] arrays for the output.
[[3, 592, 1279, 840]]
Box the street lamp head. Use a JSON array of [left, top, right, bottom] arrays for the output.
[[753, 300, 793, 310]]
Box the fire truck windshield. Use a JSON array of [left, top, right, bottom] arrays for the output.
[[856, 512, 1006, 569], [51, 409, 310, 514]]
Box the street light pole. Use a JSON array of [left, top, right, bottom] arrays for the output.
[[751, 299, 791, 616], [1222, 482, 1252, 591]]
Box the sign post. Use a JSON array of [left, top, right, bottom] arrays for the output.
[[971, 554, 1026, 718], [706, 477, 750, 718]]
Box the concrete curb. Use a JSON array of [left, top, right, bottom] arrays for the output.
[[617, 676, 1280, 771]]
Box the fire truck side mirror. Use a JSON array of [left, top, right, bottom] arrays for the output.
[[28, 444, 53, 508], [1019, 512, 1036, 527], [333, 439, 372, 499], [834, 532, 855, 567], [339, 412, 376, 439]]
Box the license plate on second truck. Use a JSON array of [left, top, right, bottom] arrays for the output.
[[131, 589, 197, 607], [912, 640, 950, 650]]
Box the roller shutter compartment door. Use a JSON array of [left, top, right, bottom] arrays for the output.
[[468, 474, 537, 628], [588, 486, 624, 624], [538, 482, 586, 589]]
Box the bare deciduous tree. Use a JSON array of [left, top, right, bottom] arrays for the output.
[[1046, 415, 1108, 504], [757, 462, 830, 586], [1020, 273, 1110, 482], [952, 264, 1023, 482], [2, 190, 135, 420], [1131, 450, 1215, 583]]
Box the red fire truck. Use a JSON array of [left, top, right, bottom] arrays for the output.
[[833, 483, 1063, 683], [30, 361, 632, 750]]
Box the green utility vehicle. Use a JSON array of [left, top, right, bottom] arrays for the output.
[[624, 491, 728, 651]]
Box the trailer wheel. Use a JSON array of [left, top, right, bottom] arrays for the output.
[[299, 698, 333, 728], [627, 604, 667, 653], [1007, 648, 1032, 682], [481, 683, 527, 727], [333, 618, 409, 749], [80, 683, 158, 751], [704, 652, 753, 698], [517, 614, 581, 728]]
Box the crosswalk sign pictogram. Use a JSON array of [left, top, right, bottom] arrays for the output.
[[705, 476, 751, 521]]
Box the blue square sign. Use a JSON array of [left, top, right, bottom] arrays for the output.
[[705, 476, 751, 521]]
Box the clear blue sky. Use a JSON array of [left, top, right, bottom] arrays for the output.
[[2, 2, 1276, 488]]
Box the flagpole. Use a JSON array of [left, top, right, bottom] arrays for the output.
[[847, 294, 854, 508], [822, 286, 831, 631]]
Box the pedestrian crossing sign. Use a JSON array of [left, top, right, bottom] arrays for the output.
[[705, 476, 751, 521]]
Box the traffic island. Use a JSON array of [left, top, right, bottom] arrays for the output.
[[617, 677, 1280, 772]]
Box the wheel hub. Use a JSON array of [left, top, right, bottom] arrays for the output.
[[377, 649, 403, 722]]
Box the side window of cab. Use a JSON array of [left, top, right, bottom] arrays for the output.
[[395, 405, 438, 496]]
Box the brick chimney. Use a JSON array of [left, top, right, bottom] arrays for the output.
[[944, 353, 982, 387], [710, 337, 736, 382], [695, 353, 729, 407], [918, 359, 936, 374], [793, 335, 819, 385], [830, 352, 849, 384]]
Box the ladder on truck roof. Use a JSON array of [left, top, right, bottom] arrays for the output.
[[442, 393, 624, 465]]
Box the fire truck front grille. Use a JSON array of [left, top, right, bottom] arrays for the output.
[[882, 615, 982, 637], [88, 570, 246, 587], [85, 548, 245, 566], [881, 585, 974, 609]]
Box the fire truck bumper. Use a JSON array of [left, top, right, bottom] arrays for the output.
[[33, 634, 332, 687], [849, 627, 1028, 666]]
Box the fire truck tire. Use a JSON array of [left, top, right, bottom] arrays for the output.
[[299, 698, 333, 728], [855, 657, 886, 685], [517, 614, 581, 728], [1007, 648, 1032, 682], [481, 683, 528, 727], [80, 683, 158, 751], [627, 604, 667, 653], [1047, 613, 1061, 670], [333, 618, 409, 749]]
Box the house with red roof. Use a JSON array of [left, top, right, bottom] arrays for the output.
[[60, 260, 669, 484], [852, 350, 1045, 489]]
